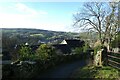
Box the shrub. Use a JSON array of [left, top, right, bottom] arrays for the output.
[[2, 64, 13, 78], [73, 47, 83, 54], [83, 42, 90, 53], [110, 33, 120, 48], [19, 45, 33, 60], [35, 44, 56, 61]]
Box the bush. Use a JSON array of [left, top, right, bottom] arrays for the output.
[[83, 42, 90, 53], [19, 45, 33, 60], [73, 47, 83, 54], [5, 44, 90, 79], [35, 44, 56, 61], [2, 64, 13, 78], [110, 32, 120, 48]]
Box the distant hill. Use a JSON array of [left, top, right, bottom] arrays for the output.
[[2, 28, 79, 45], [1, 28, 99, 60], [1, 28, 98, 53]]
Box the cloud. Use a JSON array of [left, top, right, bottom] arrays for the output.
[[38, 11, 48, 15], [15, 3, 47, 15], [15, 3, 37, 15], [0, 12, 67, 31], [0, 3, 72, 32], [0, 13, 29, 27], [0, 3, 48, 28]]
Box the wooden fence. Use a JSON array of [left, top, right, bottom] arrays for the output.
[[107, 52, 120, 70]]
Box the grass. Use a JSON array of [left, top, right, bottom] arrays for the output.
[[71, 65, 120, 79]]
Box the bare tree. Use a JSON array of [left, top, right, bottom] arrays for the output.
[[73, 2, 119, 50], [103, 2, 119, 50]]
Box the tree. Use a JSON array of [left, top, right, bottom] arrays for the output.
[[111, 32, 120, 48], [73, 2, 119, 48], [73, 2, 105, 43], [35, 44, 56, 60], [103, 2, 119, 50], [2, 34, 18, 60]]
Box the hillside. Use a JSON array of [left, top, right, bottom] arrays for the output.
[[2, 28, 79, 45]]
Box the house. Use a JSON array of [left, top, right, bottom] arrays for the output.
[[61, 39, 84, 48], [52, 44, 71, 55], [53, 39, 85, 54]]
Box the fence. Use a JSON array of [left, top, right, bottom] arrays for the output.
[[107, 52, 120, 70]]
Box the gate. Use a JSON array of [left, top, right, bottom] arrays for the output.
[[107, 52, 120, 69]]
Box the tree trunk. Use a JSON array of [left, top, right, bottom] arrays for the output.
[[98, 32, 103, 45]]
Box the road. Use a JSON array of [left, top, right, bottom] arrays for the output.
[[36, 59, 89, 79]]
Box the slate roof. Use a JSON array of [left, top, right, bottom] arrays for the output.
[[52, 44, 71, 54], [53, 39, 85, 54], [65, 39, 85, 48]]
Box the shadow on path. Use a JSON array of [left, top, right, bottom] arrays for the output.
[[36, 59, 89, 79]]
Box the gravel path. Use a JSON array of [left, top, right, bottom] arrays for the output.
[[36, 59, 88, 79]]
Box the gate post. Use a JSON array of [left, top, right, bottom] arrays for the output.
[[94, 49, 103, 66]]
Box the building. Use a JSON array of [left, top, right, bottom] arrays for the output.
[[53, 39, 85, 54]]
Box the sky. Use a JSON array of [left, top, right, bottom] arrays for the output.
[[0, 2, 85, 32]]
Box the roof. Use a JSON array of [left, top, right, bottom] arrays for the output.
[[52, 44, 71, 54], [53, 39, 85, 54], [61, 39, 85, 48]]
